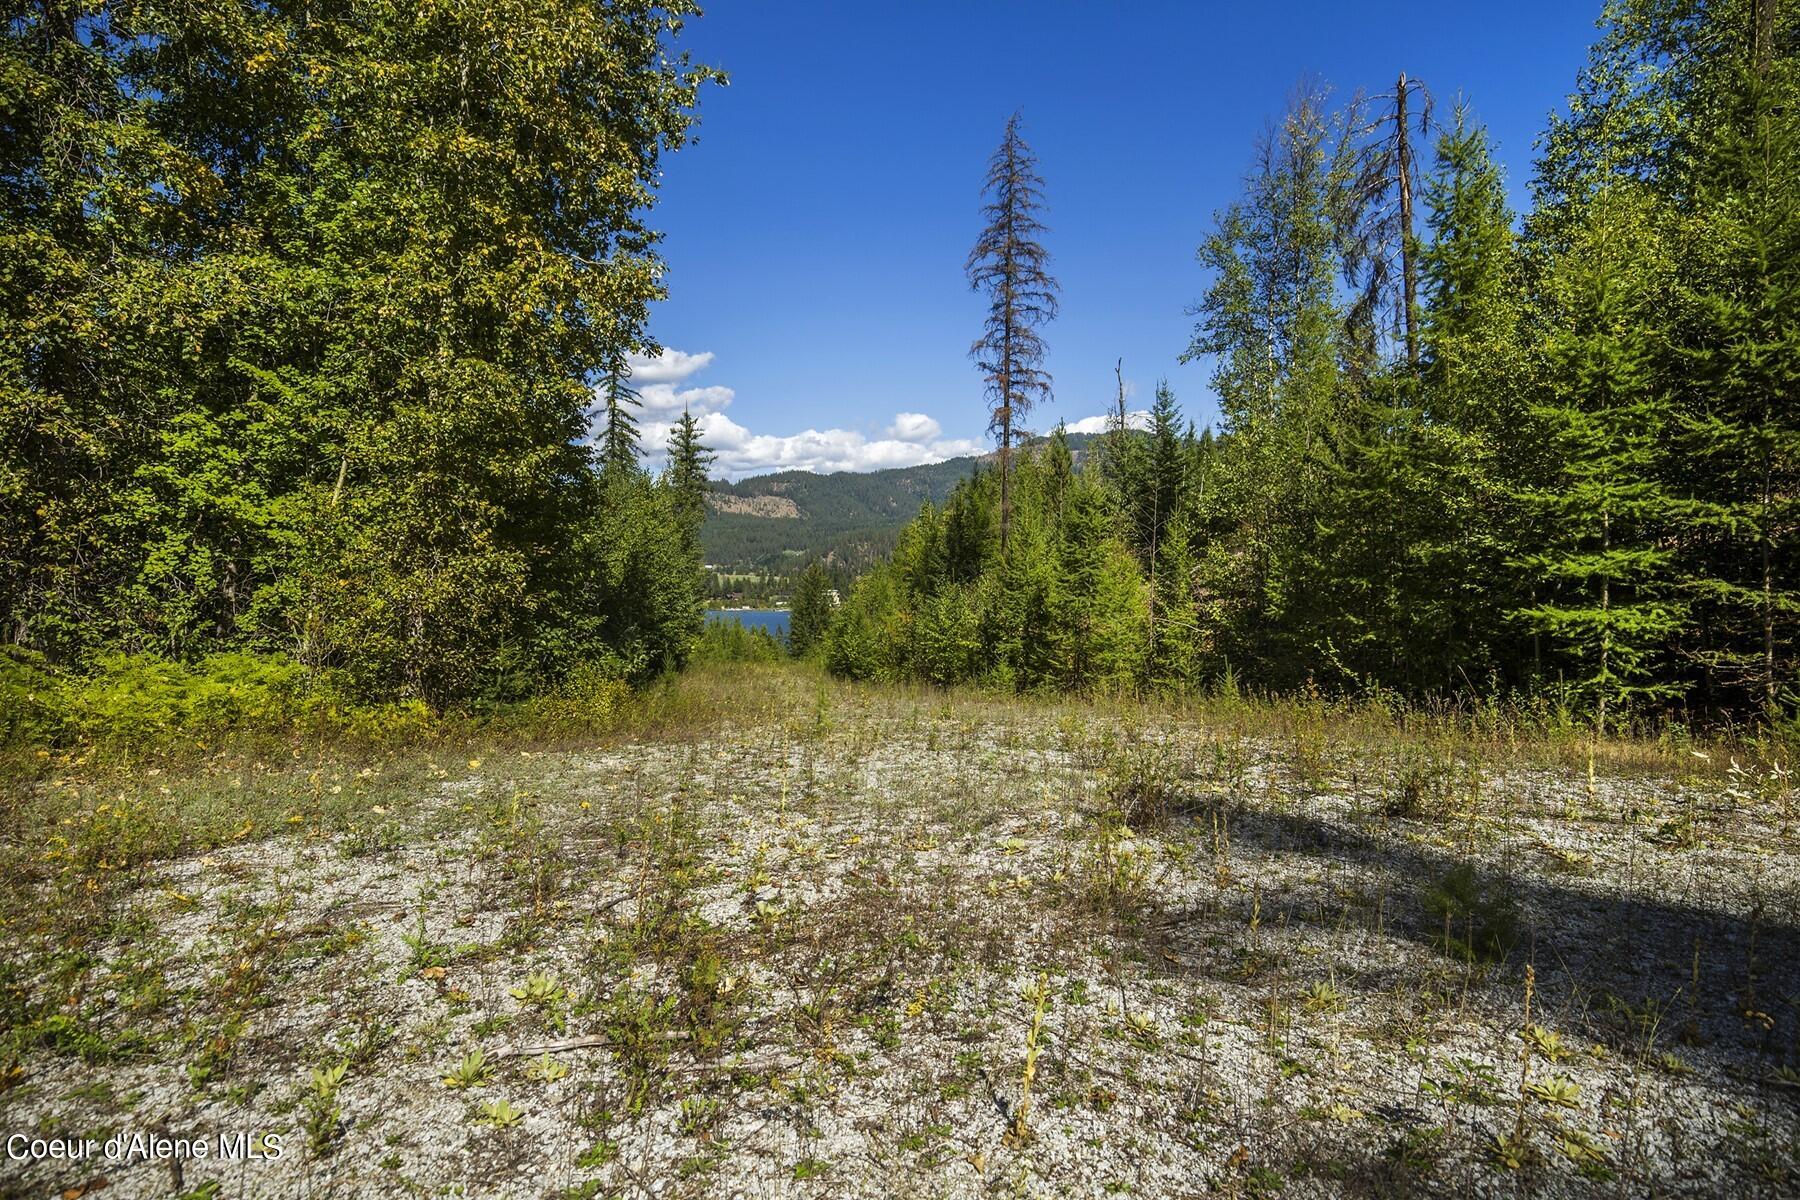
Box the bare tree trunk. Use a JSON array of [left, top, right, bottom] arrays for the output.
[[999, 340, 1013, 560], [1598, 510, 1611, 737], [1762, 463, 1776, 709], [1114, 358, 1128, 429], [1396, 72, 1420, 364], [1754, 0, 1776, 75], [969, 112, 1056, 561], [998, 426, 1011, 560], [999, 234, 1015, 559]]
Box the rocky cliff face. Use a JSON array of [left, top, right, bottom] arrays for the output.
[[704, 493, 802, 518]]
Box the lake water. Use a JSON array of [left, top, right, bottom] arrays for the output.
[[706, 609, 791, 639]]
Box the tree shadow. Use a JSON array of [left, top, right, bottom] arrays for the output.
[[1147, 797, 1800, 1083]]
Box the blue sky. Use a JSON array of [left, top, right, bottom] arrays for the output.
[[634, 1, 1603, 478]]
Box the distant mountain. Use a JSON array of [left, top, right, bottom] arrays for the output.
[[701, 431, 1107, 573], [701, 457, 975, 572]]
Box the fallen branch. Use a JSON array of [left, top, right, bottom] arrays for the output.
[[690, 1055, 808, 1078]]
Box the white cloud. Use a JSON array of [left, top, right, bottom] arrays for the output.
[[589, 347, 734, 436], [618, 347, 982, 479], [639, 382, 734, 416], [643, 411, 982, 479], [885, 412, 942, 443], [625, 348, 714, 385], [1064, 410, 1151, 435]]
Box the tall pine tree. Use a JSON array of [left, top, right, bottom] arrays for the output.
[[788, 561, 834, 658], [1668, 40, 1799, 714]]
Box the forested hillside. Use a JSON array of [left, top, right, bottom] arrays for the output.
[[699, 432, 1106, 574], [700, 457, 973, 573], [827, 1, 1798, 731]]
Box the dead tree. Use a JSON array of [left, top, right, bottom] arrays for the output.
[[966, 112, 1059, 556], [1343, 73, 1433, 364]]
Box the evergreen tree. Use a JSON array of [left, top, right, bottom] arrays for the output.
[[1421, 108, 1518, 391], [1414, 104, 1536, 682], [599, 349, 644, 477], [891, 502, 950, 601], [914, 584, 984, 685], [665, 408, 715, 540], [1302, 382, 1491, 692], [1667, 51, 1799, 714], [1129, 381, 1189, 566], [1049, 475, 1143, 694], [942, 473, 995, 585], [1513, 190, 1688, 732], [576, 471, 701, 681], [967, 112, 1059, 557], [789, 561, 834, 658], [823, 567, 903, 683], [1182, 85, 1357, 684], [984, 454, 1060, 689], [1147, 507, 1205, 691]]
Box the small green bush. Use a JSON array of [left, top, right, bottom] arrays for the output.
[[0, 646, 62, 746], [1422, 864, 1519, 964], [1104, 741, 1193, 829], [691, 618, 786, 665], [58, 652, 314, 745], [8, 651, 439, 752], [495, 660, 635, 735], [1384, 745, 1458, 818], [4, 645, 666, 755]]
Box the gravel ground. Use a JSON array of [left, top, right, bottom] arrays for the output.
[[2, 676, 1797, 1199]]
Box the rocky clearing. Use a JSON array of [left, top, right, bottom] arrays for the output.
[[2, 667, 1797, 1199]]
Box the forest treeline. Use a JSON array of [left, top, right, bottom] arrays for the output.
[[826, 1, 1798, 730], [2, 0, 720, 715]]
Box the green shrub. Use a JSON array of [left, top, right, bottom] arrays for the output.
[[822, 572, 900, 682], [12, 651, 434, 752], [1422, 864, 1519, 963], [0, 646, 62, 746], [4, 646, 661, 755], [691, 618, 786, 666], [1384, 745, 1458, 818], [57, 652, 314, 745], [334, 697, 440, 744], [1104, 741, 1193, 829], [495, 660, 635, 735]]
